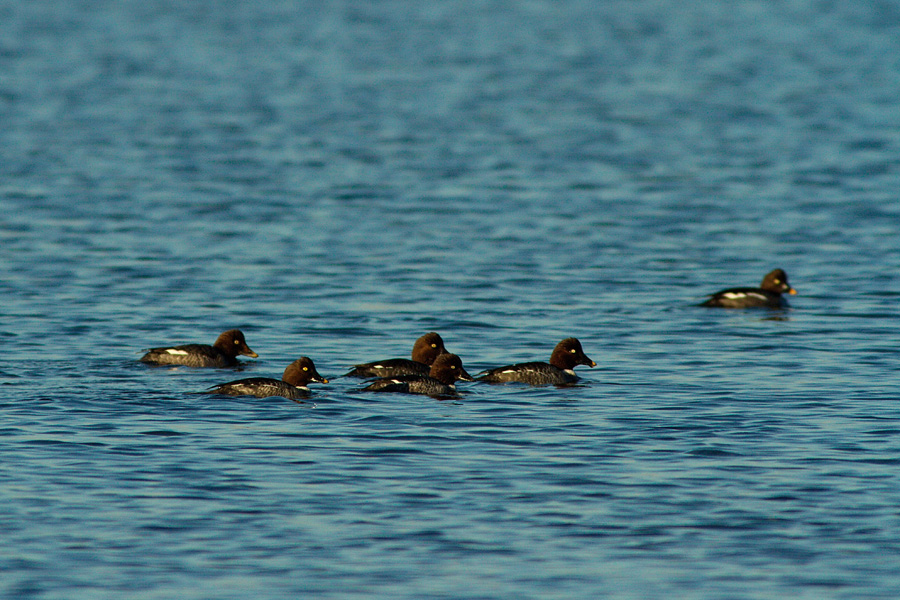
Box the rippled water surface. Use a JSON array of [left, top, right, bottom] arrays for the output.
[[3, 1, 900, 598]]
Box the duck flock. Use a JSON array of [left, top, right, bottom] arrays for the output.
[[139, 269, 797, 400]]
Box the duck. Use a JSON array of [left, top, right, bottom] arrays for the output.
[[476, 338, 596, 386], [362, 353, 474, 397], [701, 268, 797, 308], [140, 329, 258, 367], [205, 357, 327, 400], [343, 332, 447, 378]]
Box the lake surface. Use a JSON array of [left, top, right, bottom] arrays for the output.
[[3, 1, 900, 598]]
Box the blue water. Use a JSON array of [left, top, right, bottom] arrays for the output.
[[3, 0, 900, 598]]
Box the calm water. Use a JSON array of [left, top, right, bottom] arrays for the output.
[[3, 1, 900, 598]]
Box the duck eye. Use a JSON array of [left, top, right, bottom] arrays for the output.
[[570, 349, 576, 353], [431, 344, 437, 348], [234, 340, 240, 345], [303, 367, 308, 371], [451, 365, 456, 369]]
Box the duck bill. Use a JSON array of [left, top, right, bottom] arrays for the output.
[[582, 356, 597, 368], [244, 349, 259, 358], [457, 367, 476, 382], [788, 288, 797, 295]]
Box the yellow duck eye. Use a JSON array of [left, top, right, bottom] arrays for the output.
[[303, 367, 308, 371], [431, 344, 437, 348]]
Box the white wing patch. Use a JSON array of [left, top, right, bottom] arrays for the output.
[[165, 349, 189, 355], [722, 292, 766, 301]]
